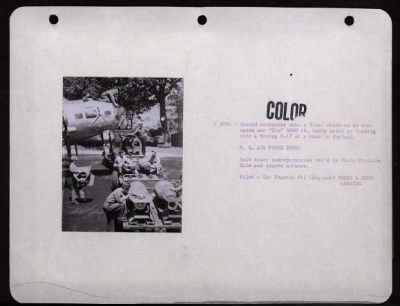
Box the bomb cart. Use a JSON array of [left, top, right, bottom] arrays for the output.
[[73, 166, 92, 187], [63, 155, 93, 192], [111, 152, 162, 191], [101, 128, 144, 171], [117, 180, 182, 232], [110, 132, 162, 191], [109, 131, 181, 232]]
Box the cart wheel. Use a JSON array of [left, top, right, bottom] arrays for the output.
[[111, 170, 119, 190]]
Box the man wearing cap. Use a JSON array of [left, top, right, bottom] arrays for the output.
[[69, 156, 86, 205], [148, 150, 161, 175], [103, 182, 130, 231]]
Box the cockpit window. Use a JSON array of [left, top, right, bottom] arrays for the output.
[[84, 107, 98, 119], [74, 113, 84, 119], [104, 110, 112, 117]]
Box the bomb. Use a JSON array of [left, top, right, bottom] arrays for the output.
[[154, 180, 179, 210]]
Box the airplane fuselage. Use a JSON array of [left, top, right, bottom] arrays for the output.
[[63, 99, 123, 144]]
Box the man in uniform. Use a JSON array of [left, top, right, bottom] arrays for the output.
[[122, 152, 140, 176], [100, 88, 119, 107], [69, 156, 87, 205], [131, 115, 146, 155], [117, 110, 134, 130], [114, 150, 124, 173], [172, 173, 183, 195], [103, 181, 130, 232], [148, 150, 161, 175]]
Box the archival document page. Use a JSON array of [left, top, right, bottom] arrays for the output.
[[10, 7, 392, 303]]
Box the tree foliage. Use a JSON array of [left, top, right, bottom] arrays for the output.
[[63, 77, 183, 143], [64, 77, 182, 112]]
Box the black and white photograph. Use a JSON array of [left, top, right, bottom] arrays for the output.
[[62, 77, 183, 232]]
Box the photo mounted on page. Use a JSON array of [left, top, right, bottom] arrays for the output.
[[62, 77, 184, 232]]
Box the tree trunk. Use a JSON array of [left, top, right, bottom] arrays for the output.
[[159, 89, 171, 147]]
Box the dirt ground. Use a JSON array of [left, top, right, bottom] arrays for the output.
[[62, 150, 182, 232]]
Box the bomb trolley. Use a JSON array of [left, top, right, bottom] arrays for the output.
[[102, 129, 144, 171], [110, 130, 162, 190], [117, 180, 182, 232]]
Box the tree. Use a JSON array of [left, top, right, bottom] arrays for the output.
[[63, 77, 105, 100], [169, 87, 184, 133], [118, 78, 183, 146], [63, 77, 183, 146]]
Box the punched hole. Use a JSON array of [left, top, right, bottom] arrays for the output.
[[49, 14, 59, 25], [198, 15, 207, 25], [344, 16, 354, 26]]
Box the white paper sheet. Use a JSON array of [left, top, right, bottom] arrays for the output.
[[10, 7, 392, 303]]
